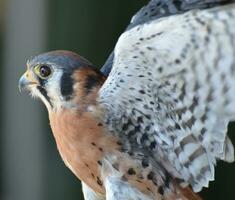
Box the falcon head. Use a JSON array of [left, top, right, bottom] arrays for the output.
[[19, 50, 105, 111]]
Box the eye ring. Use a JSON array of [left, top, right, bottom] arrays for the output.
[[34, 65, 52, 79]]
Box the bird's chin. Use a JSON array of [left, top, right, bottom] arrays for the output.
[[27, 85, 41, 99], [30, 86, 54, 111]]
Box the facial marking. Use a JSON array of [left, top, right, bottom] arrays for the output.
[[85, 74, 101, 94], [60, 71, 74, 100]]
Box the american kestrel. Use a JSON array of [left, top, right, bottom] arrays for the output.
[[19, 0, 235, 200]]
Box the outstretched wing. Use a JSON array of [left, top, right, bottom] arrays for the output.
[[101, 0, 234, 76], [99, 4, 235, 192]]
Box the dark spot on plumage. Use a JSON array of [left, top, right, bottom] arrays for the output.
[[206, 25, 212, 34], [60, 71, 73, 100], [150, 141, 156, 149], [128, 130, 136, 137], [137, 174, 144, 180], [205, 35, 210, 43], [84, 74, 101, 94], [147, 171, 154, 180], [85, 163, 89, 167], [132, 109, 136, 115], [175, 123, 181, 130], [158, 67, 163, 73], [97, 177, 103, 186], [135, 98, 142, 102], [206, 89, 213, 102], [137, 116, 143, 123], [176, 107, 187, 119], [128, 168, 136, 175], [195, 17, 206, 26], [145, 126, 151, 131], [91, 173, 95, 178], [201, 127, 206, 135], [146, 187, 151, 192], [91, 142, 96, 146], [158, 186, 164, 195], [166, 125, 174, 132], [141, 159, 149, 168], [97, 160, 102, 166], [37, 86, 53, 107], [97, 123, 103, 126], [134, 125, 141, 132], [182, 116, 196, 129], [143, 104, 149, 109], [112, 163, 119, 170], [201, 114, 206, 122], [139, 90, 146, 94], [164, 173, 171, 188], [175, 59, 181, 64], [175, 147, 181, 156], [140, 134, 148, 143], [198, 134, 203, 142], [98, 147, 103, 152], [155, 32, 163, 36], [116, 141, 122, 146], [122, 120, 131, 131], [190, 97, 198, 111]]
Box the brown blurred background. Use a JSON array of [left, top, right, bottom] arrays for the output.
[[0, 0, 234, 200]]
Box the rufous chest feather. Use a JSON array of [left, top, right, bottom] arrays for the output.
[[49, 108, 118, 194]]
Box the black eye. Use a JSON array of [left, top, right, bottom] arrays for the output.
[[39, 65, 51, 78]]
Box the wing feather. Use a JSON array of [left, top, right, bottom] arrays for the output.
[[101, 0, 235, 76], [99, 4, 235, 192]]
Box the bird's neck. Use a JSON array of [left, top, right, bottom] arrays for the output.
[[48, 109, 103, 193]]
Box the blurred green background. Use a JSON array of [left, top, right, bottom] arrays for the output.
[[0, 0, 234, 200]]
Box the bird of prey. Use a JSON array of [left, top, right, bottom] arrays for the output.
[[19, 0, 235, 200]]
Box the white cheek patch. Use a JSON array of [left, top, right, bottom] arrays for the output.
[[46, 69, 64, 102]]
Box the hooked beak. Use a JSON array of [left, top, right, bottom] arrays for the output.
[[19, 71, 38, 92]]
